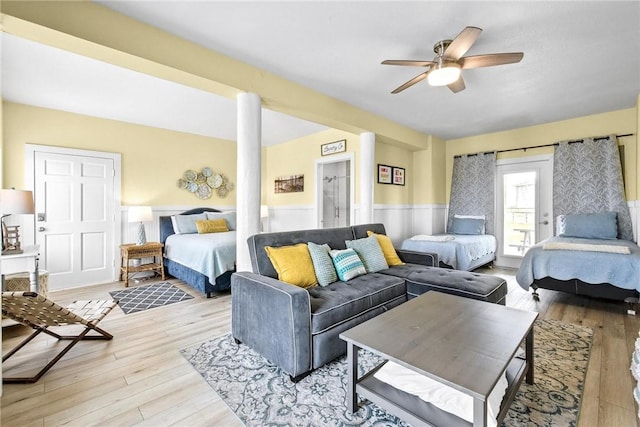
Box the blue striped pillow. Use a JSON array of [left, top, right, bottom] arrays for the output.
[[308, 242, 338, 286], [329, 248, 367, 281]]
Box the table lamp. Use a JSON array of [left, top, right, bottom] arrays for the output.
[[260, 205, 270, 232], [1, 189, 35, 255], [128, 206, 153, 245]]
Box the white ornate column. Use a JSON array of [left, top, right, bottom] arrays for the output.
[[236, 92, 262, 271], [359, 131, 375, 224]]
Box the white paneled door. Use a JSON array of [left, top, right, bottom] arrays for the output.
[[34, 151, 116, 290]]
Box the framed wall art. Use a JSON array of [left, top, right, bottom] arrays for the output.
[[321, 139, 346, 156], [392, 167, 405, 186], [275, 174, 304, 193], [377, 164, 392, 184]]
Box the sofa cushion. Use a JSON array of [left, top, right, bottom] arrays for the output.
[[308, 273, 406, 334], [404, 267, 508, 304], [330, 248, 367, 281], [308, 242, 338, 286], [367, 231, 404, 266], [346, 235, 389, 273], [265, 243, 318, 288]]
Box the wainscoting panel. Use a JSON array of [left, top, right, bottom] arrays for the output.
[[412, 204, 448, 237]]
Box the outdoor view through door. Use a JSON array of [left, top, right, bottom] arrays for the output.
[[503, 172, 537, 256], [496, 156, 552, 269]]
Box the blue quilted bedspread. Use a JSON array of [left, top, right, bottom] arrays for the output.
[[516, 236, 640, 291], [400, 234, 497, 270]]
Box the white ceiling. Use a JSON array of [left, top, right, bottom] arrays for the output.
[[3, 1, 639, 144]]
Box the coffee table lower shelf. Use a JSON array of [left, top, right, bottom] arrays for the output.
[[356, 357, 528, 427]]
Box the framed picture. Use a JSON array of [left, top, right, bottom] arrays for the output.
[[377, 164, 392, 184], [392, 167, 405, 186], [321, 139, 347, 156]]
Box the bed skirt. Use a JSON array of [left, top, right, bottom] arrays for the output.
[[532, 276, 638, 301], [164, 258, 232, 298]]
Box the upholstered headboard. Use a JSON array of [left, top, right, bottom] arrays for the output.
[[159, 207, 222, 245]]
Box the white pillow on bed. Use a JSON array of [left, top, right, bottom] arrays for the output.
[[171, 213, 207, 234], [206, 211, 237, 231], [455, 214, 486, 220]]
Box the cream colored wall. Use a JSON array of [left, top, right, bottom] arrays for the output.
[[445, 108, 638, 201], [3, 102, 237, 206], [375, 143, 413, 204], [264, 128, 359, 206], [412, 135, 447, 205]]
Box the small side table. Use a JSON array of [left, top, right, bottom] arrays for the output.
[[119, 242, 165, 287]]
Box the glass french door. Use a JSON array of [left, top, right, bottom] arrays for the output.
[[496, 156, 553, 269]]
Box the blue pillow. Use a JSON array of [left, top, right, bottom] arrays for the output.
[[308, 242, 338, 286], [329, 248, 367, 281], [171, 213, 207, 234], [345, 235, 389, 273], [556, 212, 617, 239], [449, 217, 485, 235]]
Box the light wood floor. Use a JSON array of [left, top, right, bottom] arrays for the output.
[[1, 268, 639, 426]]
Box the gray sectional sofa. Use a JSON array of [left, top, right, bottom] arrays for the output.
[[231, 223, 507, 381]]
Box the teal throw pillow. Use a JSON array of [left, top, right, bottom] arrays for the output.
[[308, 242, 338, 286], [330, 248, 367, 281], [345, 235, 389, 273]]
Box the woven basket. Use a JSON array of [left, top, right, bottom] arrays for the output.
[[4, 271, 49, 297]]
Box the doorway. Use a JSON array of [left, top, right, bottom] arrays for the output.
[[26, 145, 122, 290], [495, 155, 553, 269], [315, 153, 354, 229]]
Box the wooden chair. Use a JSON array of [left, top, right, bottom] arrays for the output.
[[1, 292, 117, 383]]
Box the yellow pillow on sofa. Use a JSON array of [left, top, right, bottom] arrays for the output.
[[195, 219, 229, 234], [265, 243, 318, 288], [367, 231, 404, 266]]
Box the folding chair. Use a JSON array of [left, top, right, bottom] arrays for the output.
[[1, 291, 117, 383]]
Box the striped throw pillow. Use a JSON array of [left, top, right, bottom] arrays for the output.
[[329, 248, 367, 281], [308, 242, 338, 286]]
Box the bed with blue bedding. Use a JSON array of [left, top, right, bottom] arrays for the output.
[[159, 208, 235, 298], [516, 212, 640, 301], [400, 234, 497, 271]]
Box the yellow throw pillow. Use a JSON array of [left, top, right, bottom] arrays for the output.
[[265, 243, 318, 288], [195, 219, 229, 234], [367, 231, 404, 266]]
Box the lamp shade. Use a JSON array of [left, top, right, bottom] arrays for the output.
[[0, 189, 35, 215], [128, 206, 153, 223]]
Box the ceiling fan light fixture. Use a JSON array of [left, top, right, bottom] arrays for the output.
[[427, 62, 461, 86]]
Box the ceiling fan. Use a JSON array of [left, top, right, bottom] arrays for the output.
[[382, 26, 524, 94]]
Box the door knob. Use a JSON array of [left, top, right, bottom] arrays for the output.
[[539, 220, 549, 225], [38, 227, 46, 232]]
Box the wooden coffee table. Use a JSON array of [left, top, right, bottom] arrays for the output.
[[340, 291, 538, 427]]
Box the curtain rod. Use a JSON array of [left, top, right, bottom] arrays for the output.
[[454, 133, 635, 158]]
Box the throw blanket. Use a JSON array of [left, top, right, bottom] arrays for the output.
[[516, 236, 640, 291], [401, 234, 497, 270], [374, 361, 507, 427], [410, 235, 455, 242], [543, 241, 631, 254], [165, 231, 236, 285]]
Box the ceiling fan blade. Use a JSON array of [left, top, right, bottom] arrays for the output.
[[448, 76, 466, 93], [443, 26, 482, 60], [391, 71, 430, 94], [461, 52, 524, 69], [382, 59, 435, 67]]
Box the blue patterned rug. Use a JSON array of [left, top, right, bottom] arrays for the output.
[[110, 282, 193, 314], [182, 319, 592, 426]]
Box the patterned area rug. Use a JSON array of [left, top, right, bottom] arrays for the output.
[[110, 282, 193, 314], [182, 319, 592, 427]]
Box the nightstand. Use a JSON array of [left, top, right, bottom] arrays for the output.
[[119, 242, 165, 287]]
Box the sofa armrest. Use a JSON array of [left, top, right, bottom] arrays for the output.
[[231, 272, 312, 378], [396, 249, 439, 267]]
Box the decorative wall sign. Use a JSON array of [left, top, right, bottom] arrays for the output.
[[275, 174, 304, 193], [392, 167, 406, 186], [177, 167, 234, 199], [321, 139, 346, 156], [377, 164, 392, 184]]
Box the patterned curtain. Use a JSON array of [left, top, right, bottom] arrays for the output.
[[553, 135, 633, 241], [447, 152, 496, 235]]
